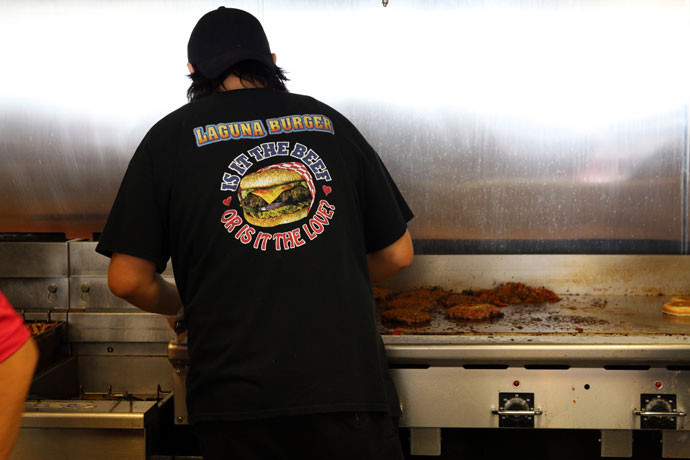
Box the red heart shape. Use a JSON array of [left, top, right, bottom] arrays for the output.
[[222, 196, 232, 206], [322, 185, 332, 196]]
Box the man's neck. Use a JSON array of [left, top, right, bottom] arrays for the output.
[[218, 74, 261, 91]]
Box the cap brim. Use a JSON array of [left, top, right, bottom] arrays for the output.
[[196, 49, 275, 79]]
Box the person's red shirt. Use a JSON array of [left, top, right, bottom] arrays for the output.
[[0, 291, 30, 362]]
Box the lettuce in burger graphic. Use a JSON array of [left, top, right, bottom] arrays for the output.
[[238, 162, 315, 227]]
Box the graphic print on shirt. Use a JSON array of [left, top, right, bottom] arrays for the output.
[[238, 162, 315, 228], [193, 114, 334, 147], [202, 115, 336, 252]]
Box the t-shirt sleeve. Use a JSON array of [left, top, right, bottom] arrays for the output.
[[96, 131, 170, 273], [349, 127, 414, 253], [0, 291, 30, 363]]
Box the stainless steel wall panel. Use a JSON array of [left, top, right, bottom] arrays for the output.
[[0, 243, 68, 277], [69, 241, 173, 276], [0, 277, 69, 311], [12, 427, 147, 460], [69, 277, 139, 310], [685, 104, 690, 254], [76, 355, 173, 395], [385, 344, 690, 367], [266, 0, 690, 248], [381, 254, 690, 296], [0, 242, 70, 309], [0, 1, 259, 238], [69, 242, 113, 276], [71, 342, 169, 357], [68, 312, 174, 343], [1, 1, 689, 253]]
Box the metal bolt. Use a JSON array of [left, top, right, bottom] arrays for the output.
[[176, 416, 184, 423], [175, 369, 182, 375], [81, 283, 90, 293], [48, 284, 58, 293]]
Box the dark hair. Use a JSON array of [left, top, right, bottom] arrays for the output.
[[187, 60, 288, 102]]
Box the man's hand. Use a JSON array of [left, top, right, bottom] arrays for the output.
[[367, 230, 413, 283], [108, 253, 183, 316]]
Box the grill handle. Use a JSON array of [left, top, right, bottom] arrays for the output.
[[491, 409, 543, 416], [633, 410, 686, 417]]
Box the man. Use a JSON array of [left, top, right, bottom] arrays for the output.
[[97, 7, 413, 459], [0, 292, 38, 460]]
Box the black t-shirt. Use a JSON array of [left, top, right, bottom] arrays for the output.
[[97, 88, 413, 423]]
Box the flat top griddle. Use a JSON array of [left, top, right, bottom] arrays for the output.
[[379, 295, 690, 345]]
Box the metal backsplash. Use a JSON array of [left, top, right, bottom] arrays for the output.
[[1, 0, 689, 253]]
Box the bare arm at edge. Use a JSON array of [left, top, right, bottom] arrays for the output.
[[0, 337, 38, 460], [367, 230, 413, 284], [107, 253, 183, 316]]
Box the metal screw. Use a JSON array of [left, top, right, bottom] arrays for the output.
[[177, 416, 184, 423], [175, 369, 182, 375], [81, 283, 90, 293], [48, 284, 58, 293]]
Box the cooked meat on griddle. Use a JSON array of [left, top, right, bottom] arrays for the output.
[[470, 282, 560, 306], [26, 321, 58, 335], [381, 308, 432, 326], [440, 293, 479, 308], [394, 287, 447, 302], [385, 297, 437, 312], [372, 286, 393, 302], [446, 304, 503, 320]]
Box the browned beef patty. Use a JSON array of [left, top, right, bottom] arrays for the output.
[[446, 304, 503, 320], [394, 287, 447, 302], [372, 286, 393, 302], [381, 308, 432, 326], [440, 293, 479, 308], [385, 297, 437, 312]]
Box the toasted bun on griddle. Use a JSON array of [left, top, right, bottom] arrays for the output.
[[243, 205, 310, 228], [662, 300, 690, 316], [240, 168, 302, 189], [670, 296, 690, 303]]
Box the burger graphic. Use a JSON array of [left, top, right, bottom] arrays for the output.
[[238, 162, 315, 227]]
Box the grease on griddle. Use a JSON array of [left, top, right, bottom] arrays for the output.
[[590, 298, 608, 308]]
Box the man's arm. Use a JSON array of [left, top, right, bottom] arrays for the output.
[[367, 230, 413, 283], [107, 253, 183, 316]]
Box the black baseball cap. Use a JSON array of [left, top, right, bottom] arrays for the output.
[[187, 7, 275, 79]]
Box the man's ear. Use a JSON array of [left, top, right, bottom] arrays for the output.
[[187, 62, 195, 74], [271, 53, 277, 65]]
